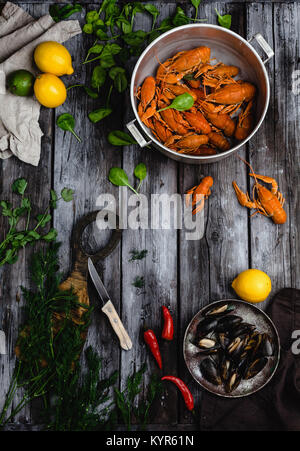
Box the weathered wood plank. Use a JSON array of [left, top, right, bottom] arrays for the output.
[[273, 2, 300, 290], [0, 1, 53, 426], [178, 0, 249, 426], [120, 1, 180, 426], [246, 3, 292, 308], [52, 3, 123, 385]]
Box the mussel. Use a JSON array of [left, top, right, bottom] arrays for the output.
[[225, 370, 242, 393], [196, 338, 220, 355], [259, 334, 274, 357], [203, 303, 235, 317], [219, 354, 231, 382], [244, 357, 268, 380], [200, 358, 222, 386], [196, 317, 219, 338], [215, 315, 243, 333]]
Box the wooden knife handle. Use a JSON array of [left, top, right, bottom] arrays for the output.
[[102, 301, 132, 351]]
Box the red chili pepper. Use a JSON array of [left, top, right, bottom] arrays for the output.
[[161, 376, 194, 411], [161, 306, 174, 341], [144, 329, 162, 369]]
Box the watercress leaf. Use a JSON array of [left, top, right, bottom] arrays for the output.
[[96, 29, 109, 40], [108, 130, 137, 146], [42, 228, 58, 242], [13, 207, 26, 217], [144, 4, 159, 28], [215, 8, 232, 29], [36, 214, 51, 228], [88, 107, 112, 123], [102, 44, 122, 57], [122, 30, 147, 47], [191, 0, 202, 7], [0, 201, 13, 217], [116, 17, 131, 34], [86, 10, 99, 24], [12, 178, 27, 195], [83, 23, 93, 34], [134, 163, 147, 182], [87, 44, 104, 57], [172, 7, 190, 26], [83, 86, 99, 99], [109, 66, 125, 79], [109, 67, 127, 92], [28, 230, 41, 240], [91, 66, 107, 90], [50, 190, 58, 209], [49, 4, 82, 22], [61, 188, 75, 202], [160, 17, 172, 29], [99, 54, 115, 69]]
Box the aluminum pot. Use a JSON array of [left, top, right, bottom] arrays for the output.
[[127, 24, 274, 164]]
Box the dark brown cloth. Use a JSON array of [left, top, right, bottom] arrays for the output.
[[200, 289, 300, 431]]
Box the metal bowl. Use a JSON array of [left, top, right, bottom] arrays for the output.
[[127, 24, 274, 164], [183, 299, 280, 398]]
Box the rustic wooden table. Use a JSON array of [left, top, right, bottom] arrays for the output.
[[0, 0, 299, 431]]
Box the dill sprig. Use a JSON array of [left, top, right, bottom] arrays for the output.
[[129, 249, 148, 262]]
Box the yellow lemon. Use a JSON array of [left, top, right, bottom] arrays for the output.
[[34, 73, 67, 108], [34, 41, 74, 76], [231, 269, 272, 303]]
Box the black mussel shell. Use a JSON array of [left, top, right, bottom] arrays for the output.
[[259, 334, 274, 357], [203, 303, 235, 317], [215, 315, 243, 333], [200, 358, 222, 386], [225, 370, 242, 393], [237, 356, 250, 378], [244, 357, 268, 380], [219, 354, 232, 382], [195, 338, 220, 355], [218, 332, 231, 349], [230, 323, 256, 340], [196, 317, 218, 338]]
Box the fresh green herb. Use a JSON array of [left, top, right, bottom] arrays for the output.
[[134, 163, 147, 191], [67, 84, 99, 99], [108, 130, 137, 146], [172, 7, 190, 27], [190, 0, 202, 19], [108, 168, 139, 195], [215, 8, 232, 29], [109, 66, 127, 92], [144, 4, 160, 30], [0, 179, 74, 267], [88, 107, 113, 123], [91, 66, 107, 90], [129, 249, 148, 262], [114, 366, 162, 430], [132, 276, 145, 289], [49, 3, 82, 23], [0, 244, 116, 431], [157, 93, 195, 112], [56, 113, 81, 143]]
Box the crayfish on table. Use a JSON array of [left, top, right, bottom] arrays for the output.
[[232, 159, 287, 224], [186, 176, 214, 215], [136, 46, 257, 156]]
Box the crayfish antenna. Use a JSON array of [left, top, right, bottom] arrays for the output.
[[237, 155, 258, 184]]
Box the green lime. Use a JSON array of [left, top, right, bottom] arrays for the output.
[[7, 70, 35, 96]]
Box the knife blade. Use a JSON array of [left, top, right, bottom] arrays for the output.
[[88, 258, 132, 351]]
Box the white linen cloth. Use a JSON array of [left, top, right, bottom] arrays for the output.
[[0, 2, 81, 165]]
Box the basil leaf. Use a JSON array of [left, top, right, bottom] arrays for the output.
[[83, 23, 93, 34], [99, 55, 115, 69], [158, 93, 194, 112], [215, 8, 232, 29], [134, 163, 147, 182], [172, 7, 190, 26], [191, 0, 202, 19], [86, 44, 104, 57], [49, 4, 82, 23], [12, 178, 27, 195], [61, 188, 75, 202], [91, 66, 107, 90], [83, 86, 98, 99], [56, 113, 81, 143], [102, 43, 122, 57], [144, 4, 160, 29], [86, 10, 99, 24], [88, 108, 112, 123], [122, 30, 147, 47], [108, 131, 137, 146], [96, 29, 109, 40], [109, 67, 127, 92], [109, 167, 129, 187]]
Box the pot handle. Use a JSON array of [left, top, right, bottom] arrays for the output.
[[248, 33, 274, 64], [126, 119, 152, 148]]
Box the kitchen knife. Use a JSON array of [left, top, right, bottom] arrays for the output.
[[88, 258, 132, 351]]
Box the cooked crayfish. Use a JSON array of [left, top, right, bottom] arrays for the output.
[[185, 176, 213, 215], [232, 160, 287, 224], [136, 45, 257, 156]]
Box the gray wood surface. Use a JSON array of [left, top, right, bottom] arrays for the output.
[[0, 0, 299, 431]]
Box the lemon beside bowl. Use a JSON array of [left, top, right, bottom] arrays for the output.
[[34, 41, 74, 76], [232, 269, 272, 303]]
